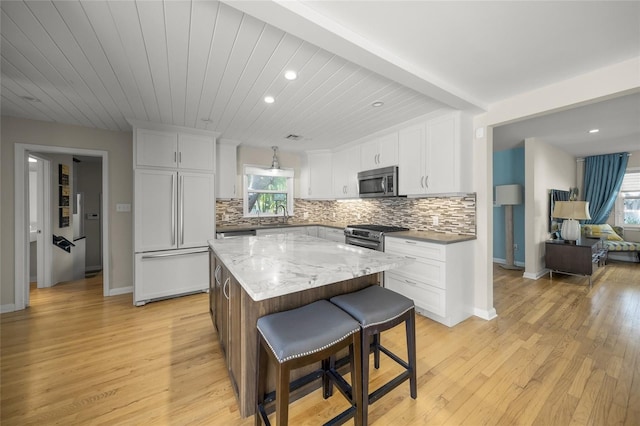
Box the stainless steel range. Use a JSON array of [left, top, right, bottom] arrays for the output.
[[344, 224, 409, 251]]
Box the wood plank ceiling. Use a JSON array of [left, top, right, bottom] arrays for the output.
[[0, 0, 446, 151]]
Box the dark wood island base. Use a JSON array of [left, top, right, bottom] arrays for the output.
[[210, 250, 380, 418]]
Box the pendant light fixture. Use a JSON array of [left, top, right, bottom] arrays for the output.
[[270, 146, 280, 169]]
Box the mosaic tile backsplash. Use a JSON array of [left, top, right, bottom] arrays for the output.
[[216, 194, 476, 235]]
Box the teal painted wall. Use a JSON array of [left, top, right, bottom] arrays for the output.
[[493, 147, 525, 264]]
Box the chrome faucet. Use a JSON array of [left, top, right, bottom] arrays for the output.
[[276, 205, 288, 224]]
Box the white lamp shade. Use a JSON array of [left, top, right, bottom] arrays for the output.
[[495, 184, 523, 206], [552, 201, 591, 220]]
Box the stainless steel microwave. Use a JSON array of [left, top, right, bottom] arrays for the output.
[[358, 166, 399, 198]]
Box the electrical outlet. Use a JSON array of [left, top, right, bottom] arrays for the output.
[[303, 212, 309, 219], [432, 216, 439, 226], [357, 213, 361, 219], [333, 212, 336, 219], [514, 243, 518, 251]]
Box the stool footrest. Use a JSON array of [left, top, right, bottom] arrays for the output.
[[262, 368, 324, 405], [378, 345, 410, 370], [324, 406, 356, 426], [369, 371, 411, 404]]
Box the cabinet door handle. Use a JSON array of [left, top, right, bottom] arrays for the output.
[[223, 277, 230, 300], [404, 255, 416, 260], [174, 151, 177, 163], [404, 240, 417, 245], [404, 279, 418, 287], [171, 174, 176, 246], [179, 151, 182, 164], [420, 176, 424, 188], [180, 175, 184, 246], [215, 265, 221, 285], [425, 175, 429, 188]]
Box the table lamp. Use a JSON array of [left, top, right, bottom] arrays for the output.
[[552, 201, 591, 243]]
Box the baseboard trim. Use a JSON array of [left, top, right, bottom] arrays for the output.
[[523, 269, 549, 280], [109, 286, 133, 296], [1, 304, 17, 313], [493, 258, 525, 267], [474, 307, 498, 321]]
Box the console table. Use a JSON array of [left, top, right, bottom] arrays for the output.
[[545, 238, 607, 288]]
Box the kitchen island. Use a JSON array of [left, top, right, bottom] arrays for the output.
[[208, 233, 409, 418]]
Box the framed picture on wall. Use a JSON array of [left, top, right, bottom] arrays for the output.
[[58, 164, 69, 185], [549, 189, 570, 234]]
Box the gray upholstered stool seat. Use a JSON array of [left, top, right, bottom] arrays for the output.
[[256, 300, 363, 426], [330, 285, 417, 425]]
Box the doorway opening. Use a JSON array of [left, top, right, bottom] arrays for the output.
[[14, 143, 110, 310]]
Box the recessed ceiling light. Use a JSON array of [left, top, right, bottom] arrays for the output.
[[28, 157, 37, 163], [589, 129, 599, 134], [264, 96, 275, 104], [372, 101, 384, 107], [200, 118, 213, 123], [284, 70, 297, 80]]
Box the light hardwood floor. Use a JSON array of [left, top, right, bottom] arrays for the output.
[[2, 262, 639, 425]]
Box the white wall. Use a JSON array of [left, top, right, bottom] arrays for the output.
[[1, 116, 133, 307], [524, 138, 576, 278]]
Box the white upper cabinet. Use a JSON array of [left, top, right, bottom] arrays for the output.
[[216, 140, 239, 199], [178, 133, 215, 171], [399, 111, 470, 195], [136, 129, 178, 169], [300, 151, 333, 199], [360, 132, 398, 171], [398, 123, 426, 195], [135, 128, 215, 172], [332, 145, 360, 199]]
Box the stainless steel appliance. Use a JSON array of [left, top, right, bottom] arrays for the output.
[[358, 166, 399, 198], [344, 224, 409, 251]]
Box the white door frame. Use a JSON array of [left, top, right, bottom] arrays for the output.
[[14, 144, 110, 310], [29, 154, 52, 289]]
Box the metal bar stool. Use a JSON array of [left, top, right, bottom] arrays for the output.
[[330, 285, 417, 425], [256, 300, 364, 426]]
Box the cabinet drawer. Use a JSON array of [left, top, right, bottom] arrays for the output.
[[386, 272, 445, 317], [385, 237, 446, 261], [387, 256, 445, 289]]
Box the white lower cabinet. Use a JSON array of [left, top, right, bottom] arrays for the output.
[[134, 249, 209, 306], [322, 227, 345, 243], [384, 237, 473, 327]]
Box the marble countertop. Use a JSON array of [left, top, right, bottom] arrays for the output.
[[386, 230, 476, 244], [209, 233, 411, 301]]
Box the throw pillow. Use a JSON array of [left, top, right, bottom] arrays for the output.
[[582, 224, 623, 241]]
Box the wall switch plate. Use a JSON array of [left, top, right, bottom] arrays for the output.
[[432, 216, 439, 226], [116, 204, 130, 212], [303, 212, 309, 219]]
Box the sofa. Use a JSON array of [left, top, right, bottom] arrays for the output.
[[582, 224, 640, 263]]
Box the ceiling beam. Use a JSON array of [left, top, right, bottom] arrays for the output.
[[223, 0, 487, 113]]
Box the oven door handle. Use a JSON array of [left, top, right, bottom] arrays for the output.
[[381, 176, 387, 193], [346, 237, 381, 250]]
